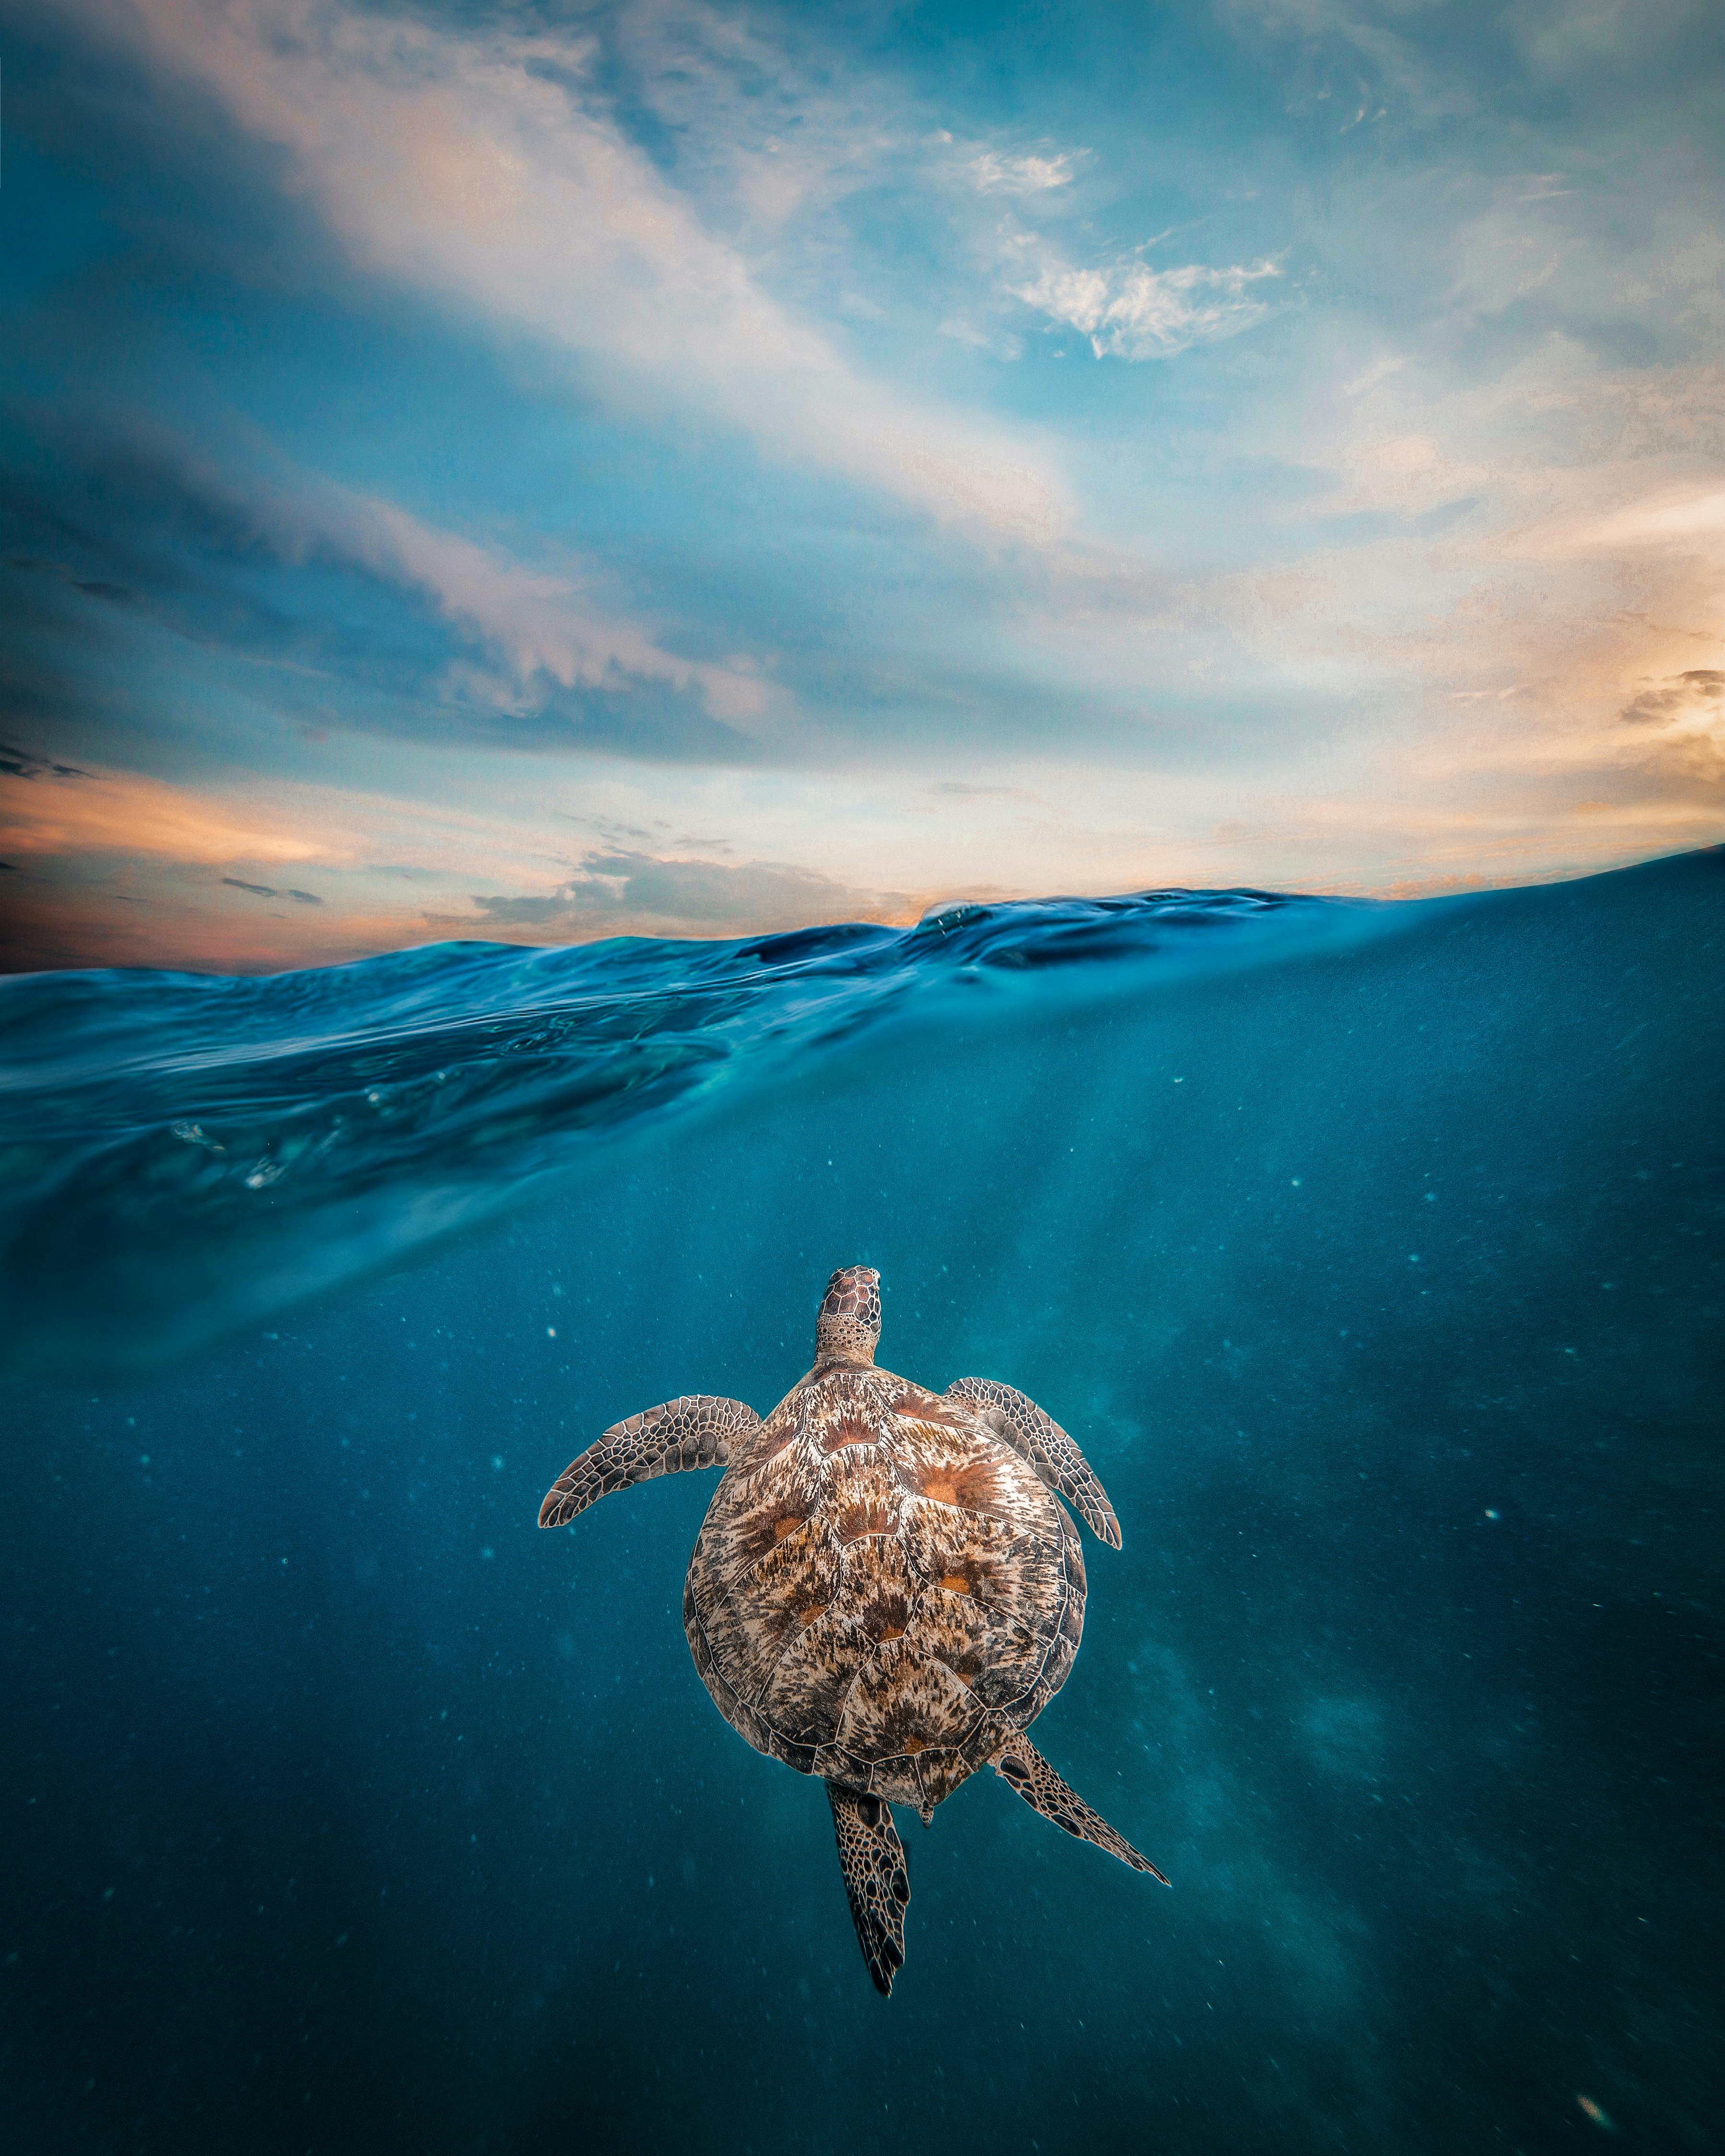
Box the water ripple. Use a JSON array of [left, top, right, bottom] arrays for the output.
[[0, 888, 1366, 1370]]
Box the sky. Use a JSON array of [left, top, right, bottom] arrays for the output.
[[1, 0, 1722, 972]]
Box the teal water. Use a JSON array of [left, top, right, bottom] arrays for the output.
[[2, 851, 1721, 2152]]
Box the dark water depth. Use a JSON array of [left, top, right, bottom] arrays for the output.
[[2, 850, 1722, 2155]]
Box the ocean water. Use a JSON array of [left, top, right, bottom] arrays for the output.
[[2, 849, 1720, 2155]]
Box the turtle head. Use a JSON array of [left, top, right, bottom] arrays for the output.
[[815, 1265, 881, 1368]]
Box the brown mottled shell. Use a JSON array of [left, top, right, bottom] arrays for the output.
[[682, 1366, 1085, 1819]]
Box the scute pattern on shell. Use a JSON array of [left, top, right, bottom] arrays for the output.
[[683, 1366, 1085, 1817]]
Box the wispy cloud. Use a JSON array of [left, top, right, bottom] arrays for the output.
[[340, 495, 777, 726], [222, 877, 324, 902], [0, 754, 329, 867], [1008, 246, 1282, 360], [1, 742, 92, 782], [10, 414, 780, 740], [610, 0, 904, 237], [82, 0, 1070, 540], [1216, 0, 1478, 130], [962, 145, 1083, 197]]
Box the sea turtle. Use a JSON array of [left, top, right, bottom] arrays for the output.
[[538, 1264, 1168, 1993]]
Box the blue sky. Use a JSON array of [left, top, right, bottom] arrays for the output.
[[2, 0, 1721, 969]]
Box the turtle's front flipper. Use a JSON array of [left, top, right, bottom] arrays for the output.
[[944, 1377, 1122, 1549], [994, 1735, 1170, 1885], [538, 1396, 760, 1528], [826, 1784, 910, 1997]]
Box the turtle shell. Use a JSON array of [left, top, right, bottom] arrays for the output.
[[682, 1366, 1086, 1818]]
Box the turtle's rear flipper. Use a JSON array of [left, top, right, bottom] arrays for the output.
[[827, 1784, 910, 1996], [995, 1737, 1170, 1885]]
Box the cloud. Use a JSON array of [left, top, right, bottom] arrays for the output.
[[1, 740, 92, 782], [466, 849, 915, 938], [1, 756, 328, 867], [82, 0, 1070, 540], [1615, 669, 1725, 782], [4, 417, 780, 749], [336, 493, 777, 726], [1216, 0, 1479, 130], [1506, 0, 1706, 82], [221, 876, 324, 902], [198, 429, 770, 720], [609, 0, 904, 238], [1619, 668, 1725, 727], [1572, 483, 1725, 553], [964, 147, 1083, 196], [1009, 247, 1282, 360]]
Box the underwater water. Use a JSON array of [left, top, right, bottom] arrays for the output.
[[2, 848, 1721, 2155]]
